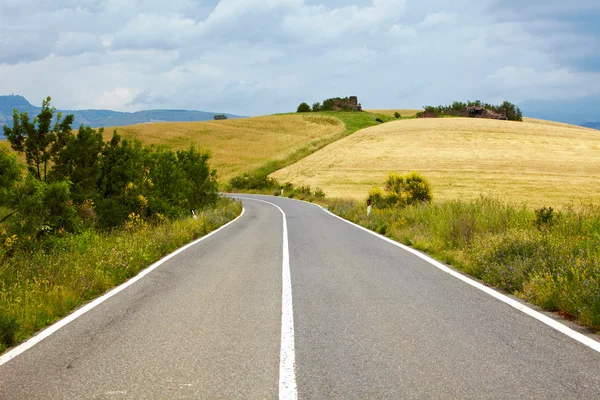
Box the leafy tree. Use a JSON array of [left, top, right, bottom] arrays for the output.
[[176, 145, 218, 210], [3, 97, 73, 181], [0, 146, 21, 222], [0, 146, 20, 196], [96, 132, 151, 227], [213, 114, 228, 120], [297, 102, 311, 113], [312, 102, 322, 112], [394, 112, 401, 118], [51, 125, 104, 203], [11, 177, 77, 236]]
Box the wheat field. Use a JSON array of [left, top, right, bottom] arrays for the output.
[[105, 114, 344, 181], [366, 109, 421, 118], [271, 117, 600, 207]]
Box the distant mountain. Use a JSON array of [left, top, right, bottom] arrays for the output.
[[0, 95, 245, 139], [582, 122, 600, 130], [518, 96, 600, 126]]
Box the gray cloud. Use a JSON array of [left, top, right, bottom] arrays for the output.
[[0, 0, 599, 116]]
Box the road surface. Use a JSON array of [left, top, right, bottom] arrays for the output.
[[1, 195, 599, 399]]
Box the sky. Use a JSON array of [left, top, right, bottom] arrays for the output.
[[1, 0, 600, 118]]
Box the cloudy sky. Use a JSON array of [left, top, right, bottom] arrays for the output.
[[1, 0, 600, 118]]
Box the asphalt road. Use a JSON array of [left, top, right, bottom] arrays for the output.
[[1, 195, 600, 399]]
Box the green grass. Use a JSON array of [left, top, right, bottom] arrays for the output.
[[0, 198, 242, 353], [326, 196, 600, 332]]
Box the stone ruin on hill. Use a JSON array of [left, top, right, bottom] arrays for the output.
[[331, 96, 362, 111], [465, 105, 507, 120], [418, 110, 438, 118]]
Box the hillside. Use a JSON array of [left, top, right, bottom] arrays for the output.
[[107, 114, 345, 181], [0, 95, 243, 134], [271, 117, 600, 207], [582, 122, 600, 130]]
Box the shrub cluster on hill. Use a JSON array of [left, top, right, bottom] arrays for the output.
[[1, 97, 219, 243], [421, 100, 523, 121]]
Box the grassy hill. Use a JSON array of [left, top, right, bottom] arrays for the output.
[[365, 109, 421, 118], [271, 117, 600, 207], [105, 111, 394, 183], [105, 114, 343, 181]]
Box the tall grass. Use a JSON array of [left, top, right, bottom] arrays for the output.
[[327, 197, 600, 332], [0, 198, 242, 353]]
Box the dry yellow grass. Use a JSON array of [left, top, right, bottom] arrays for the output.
[[367, 109, 421, 118], [271, 118, 600, 207], [104, 115, 344, 181], [522, 117, 596, 130]]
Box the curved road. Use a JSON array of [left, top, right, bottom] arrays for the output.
[[1, 195, 600, 399]]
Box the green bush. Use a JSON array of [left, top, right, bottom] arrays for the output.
[[394, 112, 401, 118], [229, 173, 278, 190], [297, 102, 311, 113], [534, 206, 556, 230]]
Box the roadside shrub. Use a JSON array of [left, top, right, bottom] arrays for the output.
[[314, 187, 326, 198], [404, 172, 433, 204], [0, 314, 19, 349], [394, 112, 401, 119], [297, 102, 311, 113], [375, 118, 384, 123], [382, 172, 433, 208], [229, 173, 278, 190], [368, 187, 387, 209], [534, 206, 556, 230]]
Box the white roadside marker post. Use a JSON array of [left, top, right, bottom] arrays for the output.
[[367, 199, 371, 216]]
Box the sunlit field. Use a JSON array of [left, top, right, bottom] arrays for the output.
[[105, 114, 344, 181], [366, 109, 421, 118], [271, 117, 600, 207]]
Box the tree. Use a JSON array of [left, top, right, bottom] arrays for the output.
[[394, 112, 401, 119], [312, 102, 322, 112], [0, 146, 21, 222], [214, 114, 228, 120], [51, 125, 104, 203], [176, 145, 218, 210], [11, 177, 77, 236], [297, 102, 311, 113], [3, 97, 74, 181]]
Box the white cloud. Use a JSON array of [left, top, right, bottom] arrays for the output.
[[0, 0, 599, 116]]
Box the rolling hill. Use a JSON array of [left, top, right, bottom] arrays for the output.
[[271, 117, 600, 207], [0, 95, 244, 135], [104, 114, 345, 181], [582, 122, 600, 130]]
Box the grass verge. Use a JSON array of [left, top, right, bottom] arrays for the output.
[[0, 198, 242, 353], [325, 196, 600, 332]]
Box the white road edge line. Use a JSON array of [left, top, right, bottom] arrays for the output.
[[312, 202, 600, 354], [235, 197, 298, 400], [0, 207, 246, 367]]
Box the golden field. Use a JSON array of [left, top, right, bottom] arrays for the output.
[[105, 114, 344, 181], [271, 117, 600, 207], [366, 109, 421, 118]]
